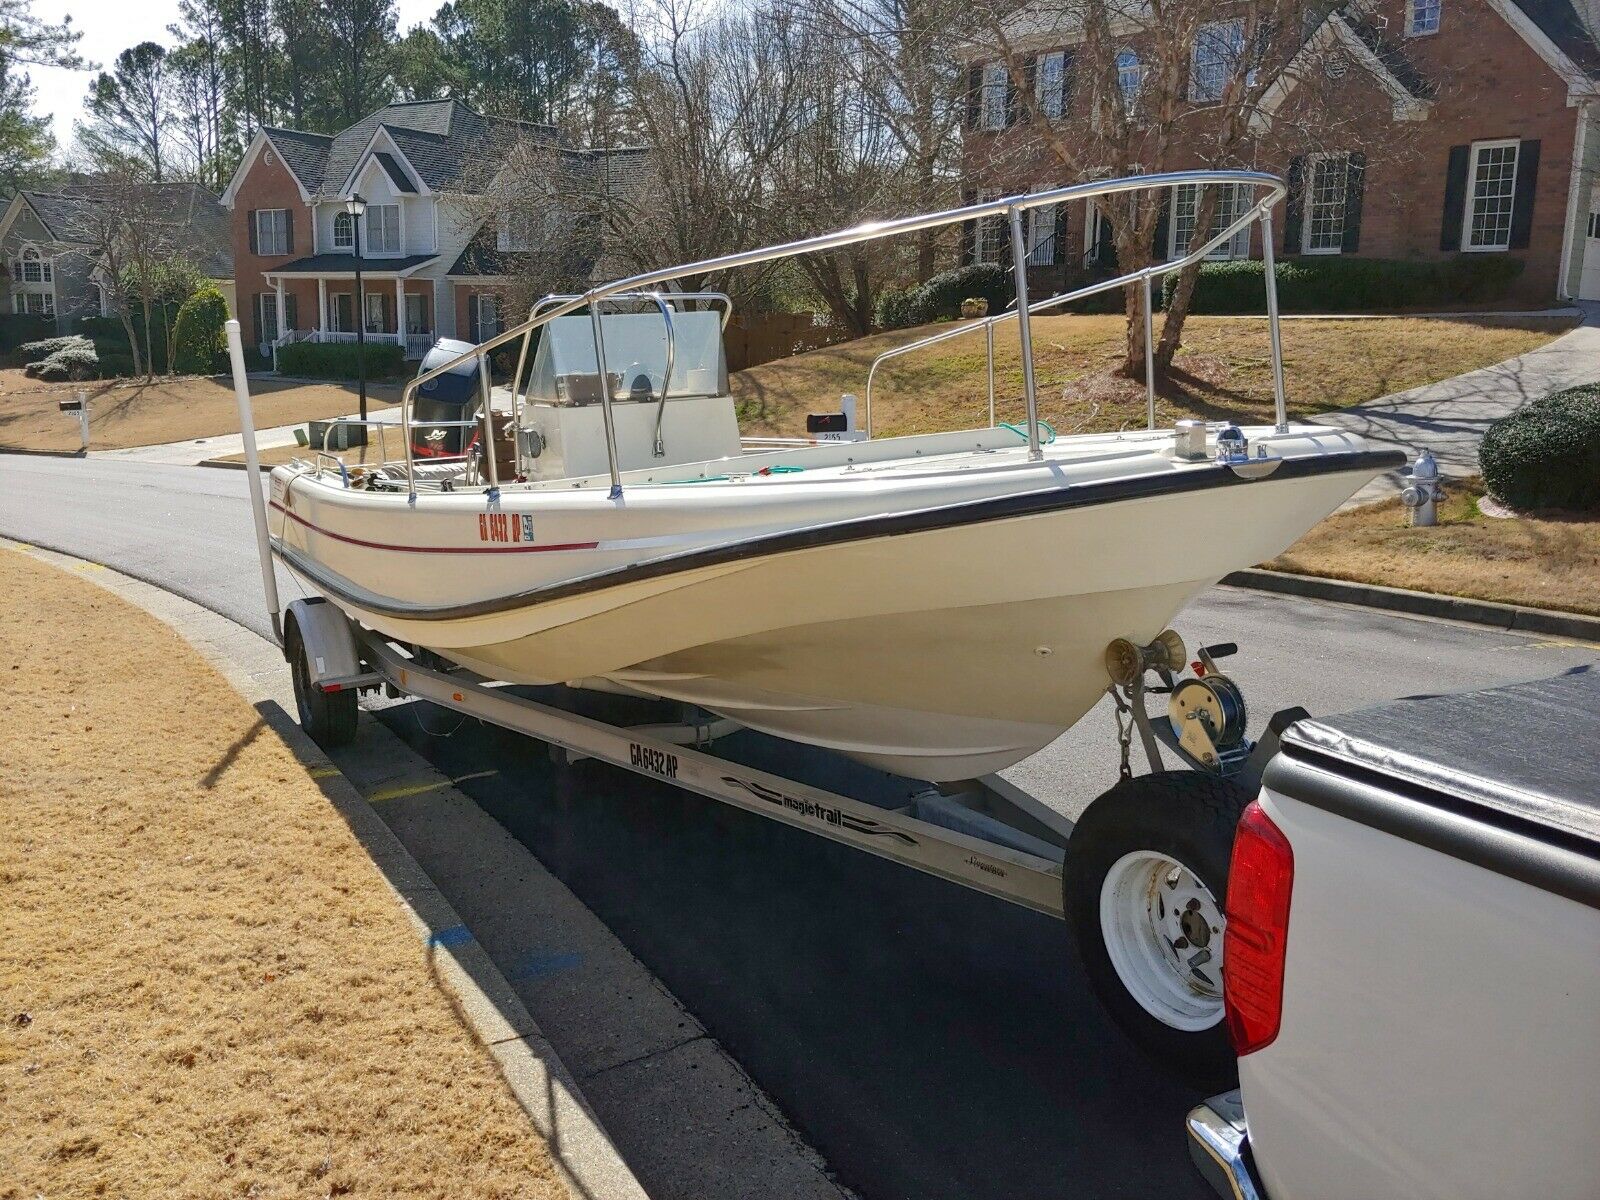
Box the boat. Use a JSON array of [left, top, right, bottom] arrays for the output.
[[264, 170, 1402, 781]]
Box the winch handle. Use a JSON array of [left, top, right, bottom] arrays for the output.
[[1195, 642, 1238, 677]]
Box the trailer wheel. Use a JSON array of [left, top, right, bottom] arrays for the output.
[[1064, 771, 1248, 1088], [287, 622, 358, 748]]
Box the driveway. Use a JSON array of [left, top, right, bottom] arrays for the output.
[[1319, 302, 1600, 503]]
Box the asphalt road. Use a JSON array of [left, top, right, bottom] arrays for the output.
[[4, 453, 1596, 1200]]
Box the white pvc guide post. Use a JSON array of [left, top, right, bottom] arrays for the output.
[[225, 319, 283, 645]]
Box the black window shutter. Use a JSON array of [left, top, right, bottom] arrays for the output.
[[959, 188, 976, 264], [285, 210, 294, 255], [1439, 144, 1470, 252], [284, 293, 297, 330], [247, 210, 258, 255], [1509, 138, 1540, 249], [1282, 155, 1305, 254], [1004, 68, 1018, 127], [1062, 49, 1075, 112], [467, 293, 479, 338], [966, 65, 982, 130], [1341, 152, 1366, 253], [1053, 203, 1068, 265], [1022, 58, 1038, 121], [1152, 192, 1171, 259]]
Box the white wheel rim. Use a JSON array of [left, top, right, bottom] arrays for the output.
[[1099, 850, 1226, 1031]]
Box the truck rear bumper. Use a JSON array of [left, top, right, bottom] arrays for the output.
[[1186, 1090, 1268, 1200]]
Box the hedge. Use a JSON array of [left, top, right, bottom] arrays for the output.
[[77, 312, 170, 374], [876, 263, 1015, 330], [21, 335, 98, 381], [0, 314, 56, 356], [1167, 255, 1526, 314], [276, 340, 405, 381], [172, 285, 230, 374], [1479, 385, 1600, 512]]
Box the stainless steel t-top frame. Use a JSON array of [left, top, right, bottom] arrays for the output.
[[398, 170, 1288, 501]]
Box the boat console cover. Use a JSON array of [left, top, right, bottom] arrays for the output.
[[1265, 669, 1600, 906]]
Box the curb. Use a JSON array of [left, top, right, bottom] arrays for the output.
[[3, 539, 651, 1200], [1223, 567, 1600, 642], [0, 445, 86, 458]]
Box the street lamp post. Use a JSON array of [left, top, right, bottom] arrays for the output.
[[345, 193, 369, 425]]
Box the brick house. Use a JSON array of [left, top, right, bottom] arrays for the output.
[[220, 98, 647, 363], [961, 0, 1600, 305]]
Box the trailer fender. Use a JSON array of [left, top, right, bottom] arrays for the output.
[[283, 598, 364, 689]]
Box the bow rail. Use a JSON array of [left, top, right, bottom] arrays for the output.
[[398, 169, 1289, 501]]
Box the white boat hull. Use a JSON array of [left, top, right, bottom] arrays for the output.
[[271, 425, 1396, 779]]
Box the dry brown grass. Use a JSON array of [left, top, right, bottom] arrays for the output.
[[1268, 480, 1600, 616], [214, 439, 400, 470], [731, 314, 1569, 438], [0, 548, 560, 1199], [0, 371, 399, 453]]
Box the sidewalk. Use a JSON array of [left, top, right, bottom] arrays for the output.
[[92, 407, 407, 466], [1318, 301, 1600, 504]]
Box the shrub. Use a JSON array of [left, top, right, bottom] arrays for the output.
[[1169, 255, 1527, 314], [874, 285, 919, 331], [172, 285, 230, 374], [1479, 385, 1600, 512], [19, 335, 88, 365], [23, 336, 99, 381], [276, 339, 405, 381], [896, 263, 1010, 325], [0, 314, 55, 357], [97, 352, 137, 378]]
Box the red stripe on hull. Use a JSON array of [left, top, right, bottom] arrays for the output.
[[271, 501, 600, 555]]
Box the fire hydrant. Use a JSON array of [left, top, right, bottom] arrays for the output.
[[1400, 448, 1444, 527]]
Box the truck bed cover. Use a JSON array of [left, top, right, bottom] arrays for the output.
[[1265, 668, 1600, 908]]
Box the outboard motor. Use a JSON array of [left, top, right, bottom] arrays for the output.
[[412, 337, 483, 458]]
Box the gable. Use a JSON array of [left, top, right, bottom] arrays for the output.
[[222, 131, 321, 209]]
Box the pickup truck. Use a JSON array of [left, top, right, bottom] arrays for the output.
[[1186, 669, 1600, 1200]]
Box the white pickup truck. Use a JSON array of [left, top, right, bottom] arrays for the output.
[[1186, 670, 1600, 1200]]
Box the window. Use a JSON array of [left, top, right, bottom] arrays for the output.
[[12, 246, 51, 283], [1027, 187, 1056, 266], [1190, 19, 1244, 102], [1171, 182, 1252, 260], [980, 61, 1008, 131], [1117, 50, 1144, 108], [333, 211, 354, 250], [366, 204, 400, 254], [1463, 140, 1519, 251], [364, 291, 386, 333], [975, 187, 1006, 264], [1303, 153, 1350, 253], [1407, 0, 1440, 35], [16, 290, 53, 315], [1036, 51, 1066, 120], [256, 208, 288, 256], [498, 204, 558, 252]]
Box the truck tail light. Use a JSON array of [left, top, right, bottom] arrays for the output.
[[1224, 801, 1294, 1056]]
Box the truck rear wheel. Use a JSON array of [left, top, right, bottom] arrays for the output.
[[1064, 771, 1248, 1088], [287, 621, 358, 749]]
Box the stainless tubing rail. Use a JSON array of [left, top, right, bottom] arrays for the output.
[[862, 171, 1288, 437], [398, 170, 1286, 499]]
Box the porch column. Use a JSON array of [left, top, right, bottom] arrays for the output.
[[273, 276, 285, 371], [432, 277, 440, 342], [317, 277, 327, 337], [395, 276, 405, 351]]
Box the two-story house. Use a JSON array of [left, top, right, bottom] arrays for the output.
[[961, 0, 1600, 305], [0, 182, 234, 332], [220, 98, 648, 363]]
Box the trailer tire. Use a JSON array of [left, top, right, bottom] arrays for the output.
[[287, 621, 358, 749], [1064, 771, 1248, 1089]]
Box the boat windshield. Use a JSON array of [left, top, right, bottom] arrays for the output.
[[528, 310, 728, 404]]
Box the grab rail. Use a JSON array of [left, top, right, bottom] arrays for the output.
[[863, 173, 1288, 437], [397, 171, 1287, 500]]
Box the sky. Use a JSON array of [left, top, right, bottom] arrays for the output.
[[28, 0, 442, 158]]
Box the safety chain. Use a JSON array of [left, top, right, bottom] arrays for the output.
[[1107, 684, 1134, 781]]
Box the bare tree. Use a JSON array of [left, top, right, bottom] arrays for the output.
[[968, 0, 1425, 379]]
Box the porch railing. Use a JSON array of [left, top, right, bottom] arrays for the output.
[[274, 328, 435, 359]]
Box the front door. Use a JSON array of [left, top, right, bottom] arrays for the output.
[[1581, 193, 1600, 300], [405, 293, 427, 334]]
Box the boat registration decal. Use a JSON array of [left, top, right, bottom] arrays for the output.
[[268, 501, 597, 554], [479, 513, 535, 544], [630, 743, 679, 780]]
